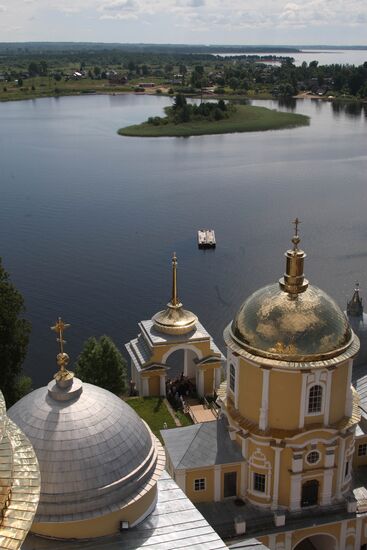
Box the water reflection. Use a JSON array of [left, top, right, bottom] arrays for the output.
[[277, 97, 297, 111], [331, 101, 366, 119]]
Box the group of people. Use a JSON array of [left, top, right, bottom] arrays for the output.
[[166, 372, 196, 408]]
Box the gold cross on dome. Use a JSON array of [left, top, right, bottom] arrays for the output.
[[51, 317, 70, 354], [293, 217, 301, 236]]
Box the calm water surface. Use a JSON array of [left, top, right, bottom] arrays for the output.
[[217, 49, 367, 66], [1, 94, 367, 386]]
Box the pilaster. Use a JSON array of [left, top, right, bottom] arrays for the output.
[[259, 367, 270, 431]]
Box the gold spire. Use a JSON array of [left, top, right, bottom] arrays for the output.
[[51, 317, 74, 383], [171, 252, 179, 307], [279, 218, 309, 296], [152, 253, 198, 335]]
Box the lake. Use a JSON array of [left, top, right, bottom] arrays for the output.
[[0, 94, 367, 386], [216, 49, 367, 66]]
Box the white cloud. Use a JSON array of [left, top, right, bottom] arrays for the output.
[[0, 4, 7, 11]]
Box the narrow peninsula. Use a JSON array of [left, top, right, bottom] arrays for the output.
[[118, 95, 309, 138]]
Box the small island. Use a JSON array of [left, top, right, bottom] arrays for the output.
[[118, 95, 310, 138]]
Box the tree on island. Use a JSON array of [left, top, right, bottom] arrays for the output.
[[0, 258, 32, 407], [75, 335, 127, 396]]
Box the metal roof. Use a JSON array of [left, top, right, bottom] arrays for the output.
[[161, 417, 243, 470], [8, 382, 162, 523], [23, 471, 232, 550]]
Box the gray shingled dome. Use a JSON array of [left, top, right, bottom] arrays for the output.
[[8, 381, 157, 523]]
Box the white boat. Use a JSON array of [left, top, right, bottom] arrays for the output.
[[198, 229, 216, 248]]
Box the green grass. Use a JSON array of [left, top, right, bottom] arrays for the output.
[[118, 104, 310, 138], [174, 409, 193, 427], [125, 397, 176, 442]]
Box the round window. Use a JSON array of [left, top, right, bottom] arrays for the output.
[[306, 451, 320, 465]]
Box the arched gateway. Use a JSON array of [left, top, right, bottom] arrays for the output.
[[126, 254, 224, 398], [293, 533, 337, 550]]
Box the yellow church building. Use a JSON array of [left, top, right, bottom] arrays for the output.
[[126, 252, 224, 399], [162, 222, 367, 550]]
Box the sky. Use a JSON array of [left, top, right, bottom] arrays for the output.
[[0, 0, 366, 45]]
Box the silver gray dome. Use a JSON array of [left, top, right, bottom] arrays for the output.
[[8, 382, 158, 523]]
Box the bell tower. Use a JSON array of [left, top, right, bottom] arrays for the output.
[[220, 222, 360, 512]]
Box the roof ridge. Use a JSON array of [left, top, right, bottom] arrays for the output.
[[177, 423, 205, 469]]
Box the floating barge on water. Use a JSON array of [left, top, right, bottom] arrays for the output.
[[198, 229, 216, 248]]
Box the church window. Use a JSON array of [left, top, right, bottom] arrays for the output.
[[229, 364, 236, 393], [253, 472, 266, 493], [307, 385, 323, 414], [306, 450, 320, 465], [194, 478, 206, 491], [358, 443, 367, 456]]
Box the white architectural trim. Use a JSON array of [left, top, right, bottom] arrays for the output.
[[345, 359, 353, 417], [234, 363, 239, 409], [259, 367, 270, 431], [271, 446, 282, 510], [355, 518, 362, 550], [320, 468, 334, 506], [240, 462, 247, 498], [248, 448, 272, 500], [336, 436, 346, 499], [142, 377, 149, 397], [197, 369, 204, 397], [159, 375, 166, 396], [289, 474, 302, 511], [285, 531, 292, 550], [340, 520, 347, 549], [324, 368, 333, 426], [214, 465, 221, 502], [162, 344, 203, 364], [299, 373, 307, 428]]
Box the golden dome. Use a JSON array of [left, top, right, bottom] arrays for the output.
[[152, 253, 198, 335], [230, 283, 353, 361], [229, 220, 354, 362]]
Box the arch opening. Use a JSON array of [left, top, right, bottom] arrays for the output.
[[165, 348, 200, 402], [293, 533, 337, 550]]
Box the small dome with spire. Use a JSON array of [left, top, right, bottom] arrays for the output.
[[152, 253, 198, 335], [229, 220, 355, 363]]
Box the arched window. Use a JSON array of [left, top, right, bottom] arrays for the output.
[[229, 364, 236, 393], [308, 384, 323, 414]]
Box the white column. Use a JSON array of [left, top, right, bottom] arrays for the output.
[[336, 437, 346, 499], [142, 377, 149, 397], [320, 469, 334, 505], [271, 446, 283, 510], [197, 369, 204, 397], [285, 532, 292, 550], [259, 367, 270, 431], [355, 517, 362, 550], [241, 436, 249, 497], [345, 359, 353, 417], [340, 520, 347, 549], [299, 372, 308, 428], [175, 471, 186, 493], [240, 462, 247, 498], [160, 375, 166, 396], [214, 466, 221, 502], [215, 366, 221, 390], [290, 474, 302, 511], [267, 534, 276, 550], [234, 363, 239, 409], [324, 368, 333, 426]]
